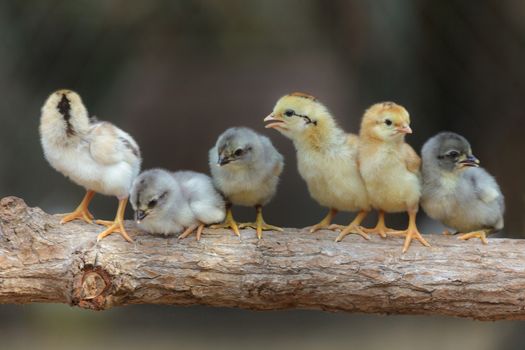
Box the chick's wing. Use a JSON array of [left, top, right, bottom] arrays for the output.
[[401, 143, 421, 174], [88, 122, 140, 166]]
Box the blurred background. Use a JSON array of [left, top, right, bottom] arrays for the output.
[[1, 0, 525, 349]]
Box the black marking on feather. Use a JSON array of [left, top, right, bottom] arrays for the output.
[[293, 111, 317, 126], [57, 94, 75, 136], [119, 136, 140, 157]]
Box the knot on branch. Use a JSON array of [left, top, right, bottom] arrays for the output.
[[72, 265, 112, 310], [0, 196, 29, 223]]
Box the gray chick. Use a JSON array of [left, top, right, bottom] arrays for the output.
[[421, 132, 504, 244], [130, 168, 226, 241], [209, 127, 284, 239]]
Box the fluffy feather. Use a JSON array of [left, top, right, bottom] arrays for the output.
[[209, 127, 283, 207], [40, 90, 141, 199], [130, 169, 225, 236], [358, 102, 420, 212], [421, 132, 504, 233], [266, 93, 369, 212]]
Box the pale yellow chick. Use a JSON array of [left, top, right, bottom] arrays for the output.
[[358, 102, 430, 253], [265, 92, 370, 241]]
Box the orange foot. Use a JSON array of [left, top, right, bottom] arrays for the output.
[[361, 211, 402, 238], [60, 190, 95, 224], [95, 198, 133, 242], [307, 208, 338, 233], [178, 223, 206, 241], [333, 211, 370, 242], [458, 230, 489, 245]]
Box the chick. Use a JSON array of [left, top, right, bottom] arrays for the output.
[[421, 132, 504, 244], [358, 102, 430, 253], [264, 92, 370, 241], [130, 169, 226, 240], [40, 89, 141, 242], [209, 127, 283, 239]]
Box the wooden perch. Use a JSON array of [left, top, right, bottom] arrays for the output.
[[1, 196, 525, 320]]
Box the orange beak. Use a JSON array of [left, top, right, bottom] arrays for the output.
[[264, 113, 286, 129], [396, 125, 413, 134]]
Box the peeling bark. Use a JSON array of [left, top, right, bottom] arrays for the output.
[[1, 196, 524, 320]]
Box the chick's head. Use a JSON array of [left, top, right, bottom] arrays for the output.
[[215, 127, 258, 168], [360, 102, 412, 142], [264, 92, 331, 139], [41, 89, 90, 135], [130, 169, 177, 223], [422, 132, 480, 173]]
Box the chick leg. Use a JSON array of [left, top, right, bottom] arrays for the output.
[[239, 205, 283, 239], [307, 208, 338, 233], [361, 211, 401, 238], [397, 209, 431, 253], [95, 198, 133, 242], [334, 211, 370, 242], [178, 223, 206, 241], [210, 205, 240, 237], [60, 190, 96, 224], [458, 230, 489, 245]]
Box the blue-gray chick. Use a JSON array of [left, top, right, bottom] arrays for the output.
[[130, 168, 226, 240], [421, 132, 504, 244], [209, 127, 284, 239]]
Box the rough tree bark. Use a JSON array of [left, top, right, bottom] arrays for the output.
[[1, 196, 525, 320]]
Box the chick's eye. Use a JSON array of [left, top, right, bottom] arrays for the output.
[[284, 109, 294, 117], [384, 119, 392, 126], [148, 199, 157, 208], [447, 151, 460, 158], [234, 149, 244, 156]]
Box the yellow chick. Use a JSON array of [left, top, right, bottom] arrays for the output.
[[358, 102, 431, 253], [265, 92, 370, 241]]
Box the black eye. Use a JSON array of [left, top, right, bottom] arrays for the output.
[[447, 151, 460, 158], [234, 148, 244, 156], [148, 199, 157, 208], [385, 119, 392, 126], [284, 109, 294, 117]]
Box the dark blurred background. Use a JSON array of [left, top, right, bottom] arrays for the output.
[[1, 0, 525, 349]]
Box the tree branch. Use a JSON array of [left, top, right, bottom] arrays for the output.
[[0, 196, 524, 320]]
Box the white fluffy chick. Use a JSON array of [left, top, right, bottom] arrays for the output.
[[421, 132, 504, 244], [209, 127, 283, 239], [40, 89, 141, 242], [264, 92, 370, 242], [130, 169, 226, 240]]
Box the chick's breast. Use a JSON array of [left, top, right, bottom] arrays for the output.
[[359, 143, 421, 212], [296, 134, 369, 211], [422, 168, 504, 232]]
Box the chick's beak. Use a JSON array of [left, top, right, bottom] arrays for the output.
[[217, 156, 231, 166], [135, 210, 148, 223], [396, 124, 413, 134], [458, 154, 480, 168], [264, 113, 286, 129]]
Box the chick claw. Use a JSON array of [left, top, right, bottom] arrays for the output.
[[60, 208, 94, 224], [210, 208, 240, 237], [178, 224, 206, 241], [95, 219, 133, 242], [239, 221, 283, 239], [308, 208, 338, 233], [360, 211, 400, 238], [95, 198, 133, 243], [60, 190, 96, 224], [399, 228, 431, 253], [334, 225, 370, 242], [458, 230, 489, 245]]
